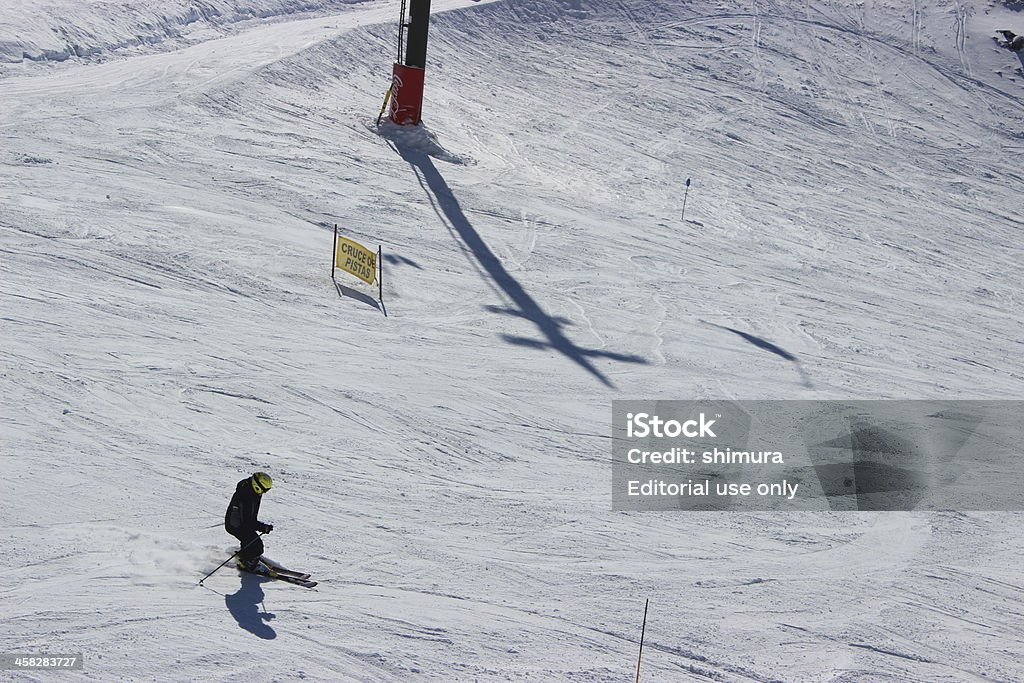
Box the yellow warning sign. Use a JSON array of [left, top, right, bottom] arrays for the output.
[[334, 236, 377, 285]]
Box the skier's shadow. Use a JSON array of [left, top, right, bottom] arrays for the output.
[[225, 573, 276, 639]]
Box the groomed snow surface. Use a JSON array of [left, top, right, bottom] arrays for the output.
[[3, 0, 1024, 680]]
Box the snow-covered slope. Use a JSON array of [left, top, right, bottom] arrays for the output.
[[2, 0, 1023, 680], [0, 0, 377, 67]]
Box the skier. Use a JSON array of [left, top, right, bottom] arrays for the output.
[[997, 30, 1024, 51], [996, 30, 1024, 68], [224, 472, 274, 573]]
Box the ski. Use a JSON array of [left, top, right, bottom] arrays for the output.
[[270, 567, 312, 580], [239, 563, 318, 588], [268, 573, 318, 589], [259, 556, 312, 580]]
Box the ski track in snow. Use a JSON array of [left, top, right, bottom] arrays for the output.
[[2, 0, 1024, 680]]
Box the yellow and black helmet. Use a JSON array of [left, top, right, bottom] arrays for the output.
[[251, 472, 273, 494]]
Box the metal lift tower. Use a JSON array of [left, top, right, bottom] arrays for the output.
[[389, 0, 431, 126]]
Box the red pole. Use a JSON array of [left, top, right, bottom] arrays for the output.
[[389, 0, 430, 125]]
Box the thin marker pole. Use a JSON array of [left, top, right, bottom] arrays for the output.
[[635, 599, 649, 683], [681, 178, 691, 223], [376, 85, 393, 127], [332, 224, 338, 280], [378, 246, 383, 303]]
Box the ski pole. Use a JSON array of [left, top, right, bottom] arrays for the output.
[[199, 532, 264, 585]]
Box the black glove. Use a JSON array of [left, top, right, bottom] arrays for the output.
[[258, 522, 274, 534]]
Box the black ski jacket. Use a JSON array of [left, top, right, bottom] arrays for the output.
[[225, 478, 263, 536]]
